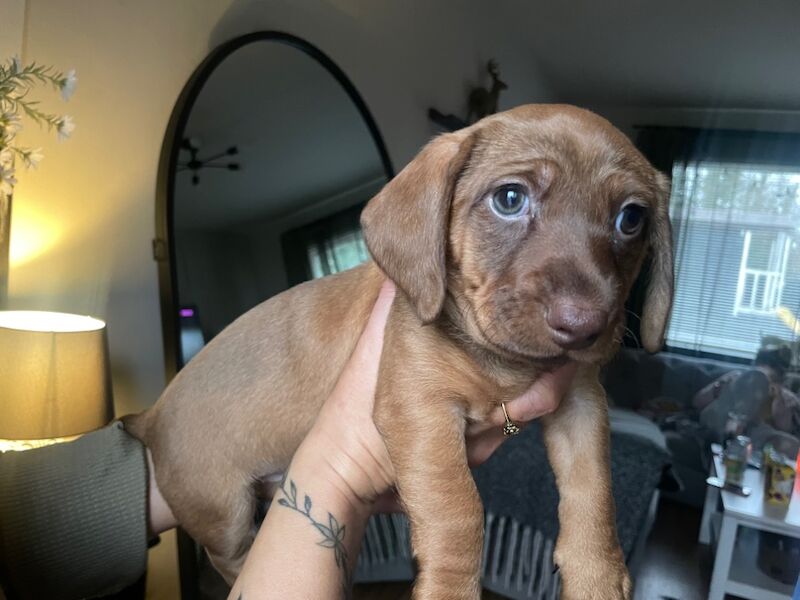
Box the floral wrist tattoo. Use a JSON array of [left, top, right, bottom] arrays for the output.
[[275, 475, 353, 599]]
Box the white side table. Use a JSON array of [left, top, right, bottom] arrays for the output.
[[699, 446, 800, 600]]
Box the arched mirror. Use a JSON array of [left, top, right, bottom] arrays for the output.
[[155, 33, 392, 598], [156, 32, 393, 380]]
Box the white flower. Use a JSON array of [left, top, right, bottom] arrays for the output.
[[1, 112, 22, 135], [22, 147, 44, 169], [0, 162, 17, 195], [60, 69, 77, 101], [0, 148, 12, 167], [57, 115, 75, 141]]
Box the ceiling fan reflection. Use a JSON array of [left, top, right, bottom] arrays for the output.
[[177, 137, 241, 186]]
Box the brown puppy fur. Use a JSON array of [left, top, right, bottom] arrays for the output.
[[124, 104, 673, 600]]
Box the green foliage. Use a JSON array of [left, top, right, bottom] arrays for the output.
[[0, 56, 76, 192], [675, 163, 800, 218]]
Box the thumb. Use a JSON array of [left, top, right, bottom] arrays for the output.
[[504, 362, 578, 422], [330, 279, 396, 395]]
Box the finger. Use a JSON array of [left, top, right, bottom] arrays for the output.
[[480, 362, 578, 429], [466, 421, 531, 466], [507, 361, 577, 421], [330, 279, 396, 395], [351, 279, 396, 362], [466, 429, 506, 466]]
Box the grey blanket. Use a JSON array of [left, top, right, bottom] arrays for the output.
[[473, 422, 669, 558], [355, 422, 670, 599]]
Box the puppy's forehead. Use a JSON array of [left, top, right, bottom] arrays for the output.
[[471, 106, 651, 182]]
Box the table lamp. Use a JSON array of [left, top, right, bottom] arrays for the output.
[[0, 310, 113, 452]]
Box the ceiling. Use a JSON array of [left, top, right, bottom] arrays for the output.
[[338, 0, 800, 111], [175, 40, 386, 230], [174, 0, 800, 230], [518, 1, 800, 110]]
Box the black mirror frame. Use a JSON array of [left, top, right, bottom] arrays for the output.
[[153, 31, 393, 599], [156, 30, 393, 379]]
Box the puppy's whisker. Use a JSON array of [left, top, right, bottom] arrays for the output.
[[621, 325, 641, 349], [624, 309, 642, 324]]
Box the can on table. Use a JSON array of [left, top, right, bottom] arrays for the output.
[[724, 435, 752, 488], [764, 446, 797, 506]]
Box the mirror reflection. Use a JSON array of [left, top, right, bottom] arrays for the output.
[[172, 40, 389, 364]]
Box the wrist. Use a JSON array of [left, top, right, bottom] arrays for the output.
[[145, 448, 178, 537], [288, 436, 379, 521], [233, 440, 376, 600]]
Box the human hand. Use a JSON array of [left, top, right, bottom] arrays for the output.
[[290, 278, 578, 515]]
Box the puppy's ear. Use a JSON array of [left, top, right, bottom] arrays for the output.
[[641, 171, 674, 353], [361, 131, 475, 323]]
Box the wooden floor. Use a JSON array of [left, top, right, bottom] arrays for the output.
[[354, 500, 715, 600], [354, 582, 507, 600], [633, 500, 713, 600]]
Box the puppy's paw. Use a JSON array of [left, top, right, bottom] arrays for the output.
[[557, 552, 632, 600], [411, 570, 481, 600]]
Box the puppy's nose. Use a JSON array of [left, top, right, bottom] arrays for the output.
[[546, 303, 608, 350]]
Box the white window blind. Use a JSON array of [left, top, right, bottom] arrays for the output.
[[666, 161, 800, 358]]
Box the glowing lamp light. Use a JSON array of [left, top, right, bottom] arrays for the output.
[[8, 203, 63, 268], [0, 311, 113, 452]]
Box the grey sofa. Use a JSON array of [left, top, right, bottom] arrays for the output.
[[602, 348, 800, 507], [602, 348, 739, 507]]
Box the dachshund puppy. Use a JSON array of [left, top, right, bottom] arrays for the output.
[[124, 104, 673, 600]]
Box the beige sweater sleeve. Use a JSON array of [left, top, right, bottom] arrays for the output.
[[0, 421, 148, 599]]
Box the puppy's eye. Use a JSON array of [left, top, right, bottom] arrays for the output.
[[615, 204, 647, 237], [490, 184, 529, 218]]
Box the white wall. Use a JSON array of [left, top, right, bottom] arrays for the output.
[[0, 0, 25, 59]]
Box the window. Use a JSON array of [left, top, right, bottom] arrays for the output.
[[281, 203, 371, 286], [307, 228, 369, 278], [734, 230, 791, 316], [666, 161, 800, 359]]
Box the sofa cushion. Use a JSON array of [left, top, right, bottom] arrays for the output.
[[609, 408, 667, 451]]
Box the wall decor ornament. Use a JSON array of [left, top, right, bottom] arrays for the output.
[[428, 59, 508, 131]]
